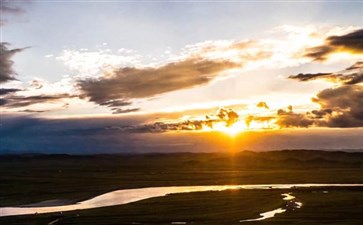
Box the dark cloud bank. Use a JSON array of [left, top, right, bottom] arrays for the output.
[[78, 59, 238, 113], [1, 58, 363, 153], [105, 107, 239, 133], [0, 43, 26, 83], [1, 114, 362, 154], [132, 61, 363, 131], [0, 88, 21, 95], [277, 61, 363, 128], [289, 61, 363, 85], [305, 29, 363, 60], [0, 42, 75, 111], [0, 93, 72, 108]]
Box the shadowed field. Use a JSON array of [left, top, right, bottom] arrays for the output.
[[1, 188, 363, 225], [0, 150, 362, 224]]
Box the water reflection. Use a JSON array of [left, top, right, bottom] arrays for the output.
[[240, 208, 286, 222], [1, 184, 362, 219], [240, 192, 302, 222]]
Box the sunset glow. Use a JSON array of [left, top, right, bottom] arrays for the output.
[[201, 121, 246, 136], [1, 3, 363, 225], [1, 1, 362, 152]]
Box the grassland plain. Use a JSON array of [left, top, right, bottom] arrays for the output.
[[0, 150, 362, 224], [1, 188, 363, 225]]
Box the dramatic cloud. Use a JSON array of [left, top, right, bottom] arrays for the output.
[[305, 29, 363, 60], [289, 61, 363, 85], [0, 43, 26, 83], [61, 26, 351, 114], [256, 101, 270, 109], [72, 26, 335, 112], [277, 62, 363, 128], [0, 88, 21, 95], [2, 115, 362, 153], [312, 85, 363, 127], [0, 93, 72, 108], [107, 107, 241, 133], [275, 86, 363, 128], [112, 108, 140, 114], [157, 78, 363, 129], [216, 107, 239, 127], [346, 61, 363, 70], [2, 25, 359, 117], [0, 76, 80, 113], [276, 106, 314, 128], [78, 58, 239, 112]]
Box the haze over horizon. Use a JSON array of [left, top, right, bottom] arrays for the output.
[[1, 0, 362, 153]]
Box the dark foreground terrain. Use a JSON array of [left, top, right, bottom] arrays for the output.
[[1, 188, 363, 225], [0, 150, 362, 224]]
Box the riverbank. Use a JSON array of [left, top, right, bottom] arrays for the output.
[[1, 150, 362, 207], [1, 184, 362, 217], [1, 187, 363, 225]]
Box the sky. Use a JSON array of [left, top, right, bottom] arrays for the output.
[[0, 0, 363, 153]]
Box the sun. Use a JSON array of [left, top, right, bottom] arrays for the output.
[[222, 126, 243, 136], [199, 118, 277, 136], [210, 121, 247, 136]]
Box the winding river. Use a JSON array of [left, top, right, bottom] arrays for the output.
[[1, 184, 362, 221]]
